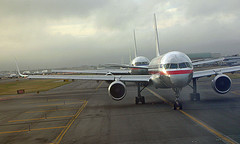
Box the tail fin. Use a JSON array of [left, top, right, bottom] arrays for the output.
[[129, 46, 132, 63], [14, 58, 28, 78], [154, 13, 160, 57], [133, 29, 138, 58]]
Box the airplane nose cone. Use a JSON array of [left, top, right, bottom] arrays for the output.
[[170, 74, 192, 88]]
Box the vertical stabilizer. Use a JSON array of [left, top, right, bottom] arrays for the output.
[[14, 58, 28, 77], [133, 29, 138, 57], [154, 13, 160, 57], [129, 46, 132, 63]]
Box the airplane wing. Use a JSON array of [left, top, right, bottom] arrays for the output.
[[193, 65, 240, 78], [192, 58, 224, 66], [51, 69, 130, 75], [28, 75, 151, 82]]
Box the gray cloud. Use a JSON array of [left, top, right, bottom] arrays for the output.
[[184, 0, 240, 17], [0, 0, 108, 18]]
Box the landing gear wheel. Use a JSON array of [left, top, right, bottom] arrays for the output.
[[196, 95, 200, 101], [135, 96, 145, 104], [190, 93, 200, 101], [135, 97, 139, 104], [174, 104, 177, 110], [174, 100, 182, 110], [141, 96, 145, 104], [179, 103, 182, 110]]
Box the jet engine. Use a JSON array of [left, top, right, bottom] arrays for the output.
[[211, 74, 231, 94], [108, 81, 126, 101]]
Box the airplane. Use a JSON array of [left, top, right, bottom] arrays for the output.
[[15, 59, 28, 78], [8, 73, 18, 79], [17, 14, 240, 110], [52, 29, 150, 75]]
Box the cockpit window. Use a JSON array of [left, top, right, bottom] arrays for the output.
[[135, 62, 149, 65], [179, 63, 187, 68], [162, 62, 192, 69], [163, 64, 170, 69], [170, 63, 178, 69], [185, 62, 192, 68], [144, 62, 149, 65]]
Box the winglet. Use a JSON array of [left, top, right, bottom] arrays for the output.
[[14, 58, 28, 78], [154, 13, 160, 57]]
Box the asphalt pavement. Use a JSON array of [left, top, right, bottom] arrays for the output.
[[0, 78, 240, 144]]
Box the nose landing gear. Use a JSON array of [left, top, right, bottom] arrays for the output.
[[173, 88, 182, 110], [174, 99, 182, 110]]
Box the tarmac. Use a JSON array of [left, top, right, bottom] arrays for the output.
[[0, 78, 240, 144]]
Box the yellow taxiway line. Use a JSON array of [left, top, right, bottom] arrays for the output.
[[95, 81, 104, 91], [8, 115, 74, 123], [146, 88, 174, 107], [231, 91, 240, 96], [52, 100, 88, 144], [0, 126, 66, 135], [25, 108, 79, 113], [147, 88, 238, 144], [2, 100, 87, 137], [37, 102, 83, 107], [23, 99, 75, 104]]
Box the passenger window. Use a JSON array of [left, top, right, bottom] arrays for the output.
[[170, 63, 178, 69], [179, 63, 187, 68]]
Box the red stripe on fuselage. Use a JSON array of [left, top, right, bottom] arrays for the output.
[[149, 70, 193, 75], [131, 68, 140, 70]]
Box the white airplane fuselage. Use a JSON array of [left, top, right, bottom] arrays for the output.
[[148, 51, 193, 89]]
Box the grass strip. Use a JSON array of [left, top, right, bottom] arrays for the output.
[[0, 79, 71, 95]]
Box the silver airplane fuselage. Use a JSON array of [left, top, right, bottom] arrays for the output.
[[130, 56, 150, 75], [148, 51, 193, 89]]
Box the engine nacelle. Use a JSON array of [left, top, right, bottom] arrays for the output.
[[212, 74, 231, 94], [105, 72, 114, 84], [105, 72, 113, 76], [108, 81, 127, 101]]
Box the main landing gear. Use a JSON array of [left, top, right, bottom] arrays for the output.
[[173, 88, 182, 110], [189, 78, 200, 101], [135, 82, 147, 104]]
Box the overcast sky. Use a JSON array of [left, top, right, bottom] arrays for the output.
[[1, 0, 240, 71]]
